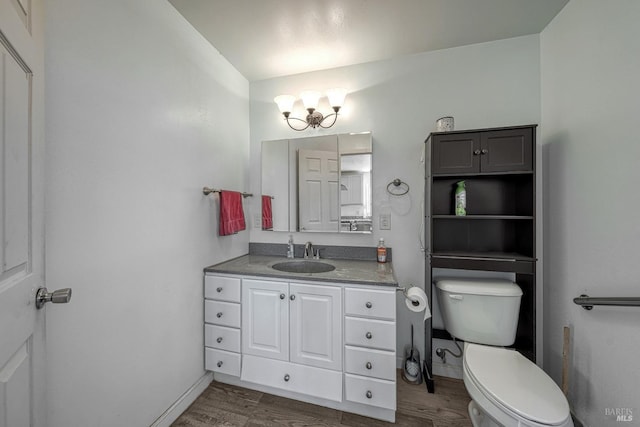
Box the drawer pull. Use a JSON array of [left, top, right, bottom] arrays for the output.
[[366, 362, 372, 370], [216, 361, 223, 368], [280, 293, 286, 300], [290, 294, 296, 301], [365, 302, 372, 308], [366, 332, 372, 339], [216, 337, 223, 343], [366, 390, 373, 399], [284, 374, 290, 382], [216, 312, 223, 318], [216, 287, 223, 293]]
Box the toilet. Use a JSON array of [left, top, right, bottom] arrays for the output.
[[435, 278, 573, 427]]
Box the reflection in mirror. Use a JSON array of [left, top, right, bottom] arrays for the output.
[[261, 140, 289, 231], [260, 132, 372, 233], [339, 133, 372, 233], [293, 135, 339, 232]]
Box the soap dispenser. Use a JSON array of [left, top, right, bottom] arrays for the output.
[[287, 235, 295, 258]]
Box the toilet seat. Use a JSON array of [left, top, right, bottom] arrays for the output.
[[464, 344, 571, 426]]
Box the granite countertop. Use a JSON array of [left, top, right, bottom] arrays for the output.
[[204, 254, 397, 287]]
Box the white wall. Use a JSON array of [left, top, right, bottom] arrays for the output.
[[249, 35, 541, 366], [541, 1, 640, 425], [44, 1, 249, 426]]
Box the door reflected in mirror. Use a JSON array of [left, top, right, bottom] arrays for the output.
[[260, 132, 372, 233]]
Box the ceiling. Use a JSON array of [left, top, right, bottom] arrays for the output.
[[169, 0, 569, 82]]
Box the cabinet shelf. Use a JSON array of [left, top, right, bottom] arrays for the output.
[[432, 215, 533, 220], [432, 170, 533, 178], [430, 252, 535, 274]]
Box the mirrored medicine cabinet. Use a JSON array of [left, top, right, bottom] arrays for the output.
[[261, 132, 372, 233]]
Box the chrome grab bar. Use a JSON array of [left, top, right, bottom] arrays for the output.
[[573, 294, 640, 310]]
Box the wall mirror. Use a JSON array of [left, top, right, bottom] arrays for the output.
[[261, 132, 372, 233]]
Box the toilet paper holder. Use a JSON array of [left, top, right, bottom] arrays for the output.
[[396, 286, 420, 306]]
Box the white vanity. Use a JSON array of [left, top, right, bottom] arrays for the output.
[[203, 254, 398, 422]]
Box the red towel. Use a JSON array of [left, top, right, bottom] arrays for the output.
[[262, 195, 273, 230], [219, 191, 246, 236]]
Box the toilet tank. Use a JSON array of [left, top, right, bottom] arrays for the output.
[[435, 278, 522, 346]]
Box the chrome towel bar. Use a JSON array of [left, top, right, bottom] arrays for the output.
[[573, 294, 640, 310], [203, 187, 253, 198]]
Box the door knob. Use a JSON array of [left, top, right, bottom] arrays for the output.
[[36, 287, 72, 309]]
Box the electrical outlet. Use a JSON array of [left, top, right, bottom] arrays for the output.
[[379, 214, 391, 230]]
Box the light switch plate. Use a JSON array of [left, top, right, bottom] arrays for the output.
[[253, 214, 262, 228], [379, 214, 391, 230]]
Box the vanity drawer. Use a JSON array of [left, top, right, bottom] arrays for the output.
[[205, 348, 241, 377], [344, 373, 396, 410], [205, 300, 241, 328], [241, 355, 342, 402], [345, 288, 396, 320], [205, 275, 241, 303], [204, 324, 241, 353], [344, 345, 396, 381], [344, 317, 395, 351]]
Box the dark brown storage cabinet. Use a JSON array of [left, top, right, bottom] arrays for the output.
[[424, 124, 537, 391]]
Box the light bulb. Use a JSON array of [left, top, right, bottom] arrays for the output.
[[299, 90, 321, 110], [326, 88, 347, 108], [274, 95, 295, 114]]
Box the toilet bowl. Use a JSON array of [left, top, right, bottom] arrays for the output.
[[463, 343, 573, 427], [435, 278, 573, 427]]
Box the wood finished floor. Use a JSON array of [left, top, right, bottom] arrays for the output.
[[171, 371, 472, 427]]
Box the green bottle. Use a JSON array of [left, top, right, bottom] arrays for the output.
[[455, 181, 466, 216]]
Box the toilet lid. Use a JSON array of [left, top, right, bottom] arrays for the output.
[[464, 344, 570, 426]]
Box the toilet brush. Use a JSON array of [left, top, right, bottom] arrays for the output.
[[402, 324, 422, 384]]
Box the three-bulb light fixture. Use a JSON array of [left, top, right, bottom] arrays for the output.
[[274, 88, 347, 131]]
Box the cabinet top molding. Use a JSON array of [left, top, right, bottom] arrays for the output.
[[425, 124, 538, 142]]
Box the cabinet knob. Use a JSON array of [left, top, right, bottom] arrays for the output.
[[284, 374, 290, 382], [473, 149, 481, 155], [365, 302, 372, 309], [366, 362, 372, 370], [216, 287, 223, 293], [217, 361, 223, 368], [365, 332, 372, 339], [366, 390, 373, 399], [216, 337, 223, 343], [280, 293, 286, 300], [290, 294, 296, 301], [216, 312, 223, 318], [481, 148, 488, 154]]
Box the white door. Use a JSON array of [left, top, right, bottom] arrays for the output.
[[242, 279, 289, 361], [0, 1, 48, 426], [297, 149, 339, 232], [289, 283, 342, 371]]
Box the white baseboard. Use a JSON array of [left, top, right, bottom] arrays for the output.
[[150, 371, 214, 427]]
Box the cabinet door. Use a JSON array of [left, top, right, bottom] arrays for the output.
[[242, 279, 289, 361], [341, 174, 363, 205], [480, 128, 533, 172], [431, 132, 480, 174], [289, 283, 342, 371]]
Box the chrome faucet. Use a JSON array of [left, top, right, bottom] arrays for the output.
[[304, 242, 313, 259]]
